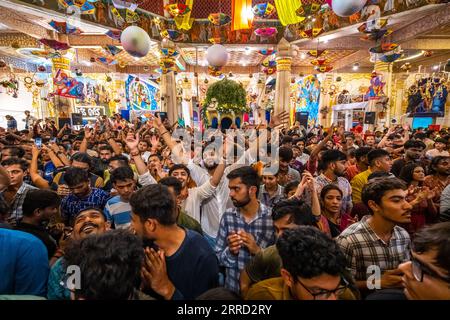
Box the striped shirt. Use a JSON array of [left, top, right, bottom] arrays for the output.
[[2, 183, 38, 223], [215, 203, 275, 293], [104, 196, 132, 230], [336, 215, 411, 282], [60, 188, 109, 225]]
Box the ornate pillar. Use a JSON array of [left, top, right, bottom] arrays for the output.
[[391, 73, 410, 124], [160, 39, 178, 125], [274, 38, 293, 120]]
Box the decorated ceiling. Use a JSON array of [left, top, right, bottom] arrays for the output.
[[0, 0, 448, 75]]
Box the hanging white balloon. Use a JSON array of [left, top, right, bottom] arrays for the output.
[[206, 45, 229, 68], [120, 26, 151, 58], [330, 0, 367, 17]]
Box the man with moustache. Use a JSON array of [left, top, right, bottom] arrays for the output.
[[47, 207, 111, 300], [391, 140, 426, 177], [215, 166, 275, 294], [315, 150, 353, 216], [337, 178, 412, 296]]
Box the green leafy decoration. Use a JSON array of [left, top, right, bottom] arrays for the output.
[[204, 78, 249, 116]]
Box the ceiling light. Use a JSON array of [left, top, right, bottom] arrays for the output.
[[433, 65, 439, 71], [352, 63, 360, 71], [323, 39, 329, 44], [300, 53, 306, 59]]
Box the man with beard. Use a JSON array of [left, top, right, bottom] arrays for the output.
[[337, 178, 412, 296], [47, 207, 111, 300], [276, 147, 301, 187], [391, 140, 426, 177], [14, 190, 60, 259], [215, 166, 275, 294], [315, 150, 352, 217], [127, 133, 225, 245], [154, 115, 244, 247], [60, 167, 109, 226], [104, 166, 135, 230], [130, 184, 219, 299]]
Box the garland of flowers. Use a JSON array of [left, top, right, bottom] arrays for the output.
[[202, 78, 249, 124]]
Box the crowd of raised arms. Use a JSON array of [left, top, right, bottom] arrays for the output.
[[0, 110, 449, 300]]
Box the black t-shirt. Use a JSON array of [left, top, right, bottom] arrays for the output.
[[15, 222, 57, 259], [143, 229, 219, 300]]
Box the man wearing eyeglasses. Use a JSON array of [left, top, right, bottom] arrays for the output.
[[245, 226, 359, 300], [399, 222, 450, 300]]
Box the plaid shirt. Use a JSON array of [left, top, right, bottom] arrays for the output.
[[336, 215, 411, 281], [61, 188, 109, 225], [215, 203, 275, 293], [315, 174, 353, 215], [2, 183, 38, 223]]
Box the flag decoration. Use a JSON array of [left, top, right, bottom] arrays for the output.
[[104, 45, 123, 56], [105, 30, 122, 40], [39, 39, 71, 51], [208, 13, 231, 26], [49, 20, 82, 35], [252, 3, 275, 18]]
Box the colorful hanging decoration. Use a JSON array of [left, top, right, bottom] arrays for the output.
[[48, 20, 82, 35], [208, 13, 231, 26], [159, 57, 176, 69], [254, 27, 277, 39], [96, 57, 117, 65], [105, 29, 122, 40], [160, 29, 182, 41], [174, 0, 194, 31], [315, 65, 333, 73], [79, 1, 96, 14], [29, 49, 61, 59], [263, 66, 277, 75], [262, 57, 277, 68], [208, 38, 223, 44], [296, 2, 322, 16], [104, 45, 122, 56], [360, 29, 392, 41], [259, 49, 276, 56], [379, 52, 402, 63], [358, 18, 388, 33], [299, 27, 323, 39], [231, 0, 253, 31], [252, 3, 275, 18], [369, 43, 399, 54], [208, 66, 223, 77], [275, 0, 305, 26], [307, 50, 328, 58], [125, 9, 140, 23], [165, 3, 190, 17], [112, 0, 138, 11], [160, 48, 179, 58], [39, 39, 71, 51], [311, 58, 330, 66]]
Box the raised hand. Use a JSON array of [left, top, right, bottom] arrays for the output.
[[269, 110, 289, 128], [84, 126, 92, 140], [125, 132, 140, 152]]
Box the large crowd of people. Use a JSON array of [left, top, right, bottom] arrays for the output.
[[0, 110, 449, 300]]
